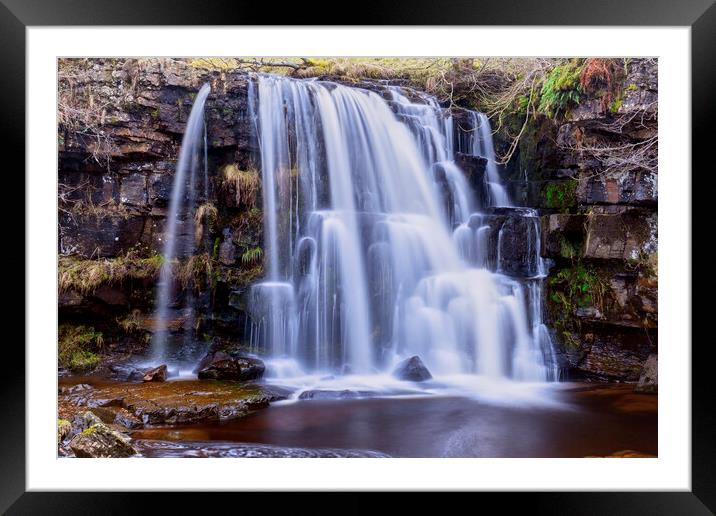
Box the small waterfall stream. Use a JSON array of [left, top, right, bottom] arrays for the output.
[[150, 83, 211, 365], [247, 75, 559, 385]]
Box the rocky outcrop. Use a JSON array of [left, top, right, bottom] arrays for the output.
[[495, 59, 658, 381], [58, 58, 264, 360]]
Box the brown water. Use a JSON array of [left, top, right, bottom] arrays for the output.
[[130, 383, 657, 458]]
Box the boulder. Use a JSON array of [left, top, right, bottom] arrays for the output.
[[109, 364, 145, 382], [59, 383, 93, 395], [70, 411, 104, 436], [196, 352, 265, 381], [68, 422, 137, 458], [143, 364, 167, 382], [392, 356, 432, 382], [635, 354, 657, 393]]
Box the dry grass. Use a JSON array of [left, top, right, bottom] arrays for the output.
[[221, 164, 260, 207], [579, 58, 615, 111], [174, 252, 213, 291], [58, 252, 165, 295], [116, 309, 143, 334], [194, 202, 218, 244]]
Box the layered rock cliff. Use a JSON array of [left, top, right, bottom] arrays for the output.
[[494, 58, 658, 381], [57, 57, 658, 383]]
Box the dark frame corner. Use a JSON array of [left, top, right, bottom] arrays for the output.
[[3, 0, 714, 513]]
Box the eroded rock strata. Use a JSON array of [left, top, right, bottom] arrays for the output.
[[58, 58, 657, 386]]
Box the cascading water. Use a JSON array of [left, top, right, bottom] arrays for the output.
[[247, 75, 558, 386], [150, 83, 211, 365]]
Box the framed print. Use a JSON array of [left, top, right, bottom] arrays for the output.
[[4, 0, 714, 512]]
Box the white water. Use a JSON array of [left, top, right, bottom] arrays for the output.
[[247, 75, 558, 389], [150, 83, 211, 364]]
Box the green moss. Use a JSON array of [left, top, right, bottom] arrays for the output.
[[609, 96, 623, 114], [626, 82, 638, 91], [544, 181, 577, 212], [538, 61, 583, 118], [212, 237, 221, 260], [150, 108, 160, 120], [80, 425, 98, 436]]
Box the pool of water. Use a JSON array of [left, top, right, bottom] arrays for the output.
[[130, 383, 656, 458]]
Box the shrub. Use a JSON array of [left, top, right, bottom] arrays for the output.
[[544, 181, 577, 212], [58, 325, 104, 370]]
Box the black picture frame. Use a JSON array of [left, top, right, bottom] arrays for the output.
[[3, 0, 713, 512]]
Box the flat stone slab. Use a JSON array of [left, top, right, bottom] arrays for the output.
[[60, 379, 287, 426]]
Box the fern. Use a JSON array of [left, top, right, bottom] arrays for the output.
[[241, 246, 263, 265], [538, 62, 583, 118]]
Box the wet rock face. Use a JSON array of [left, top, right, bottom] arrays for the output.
[[58, 58, 255, 258], [467, 208, 542, 277], [494, 59, 659, 382], [576, 171, 657, 207], [583, 211, 656, 260], [58, 58, 265, 350], [562, 326, 654, 381], [454, 152, 489, 206], [392, 356, 432, 382]]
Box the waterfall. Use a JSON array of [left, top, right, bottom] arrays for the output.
[[248, 75, 558, 383], [150, 83, 211, 365]]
